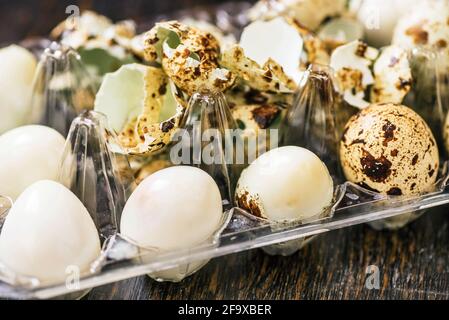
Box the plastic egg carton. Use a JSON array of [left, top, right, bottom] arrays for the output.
[[1, 1, 449, 300]]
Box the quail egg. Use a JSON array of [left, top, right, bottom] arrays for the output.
[[121, 166, 223, 251], [340, 103, 439, 195], [0, 45, 37, 134], [0, 180, 101, 284], [235, 146, 334, 222], [0, 125, 66, 200]]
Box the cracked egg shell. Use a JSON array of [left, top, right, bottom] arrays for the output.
[[330, 40, 379, 109], [340, 103, 439, 196], [239, 17, 304, 84], [371, 45, 412, 104], [143, 21, 235, 95], [52, 11, 138, 61], [248, 0, 347, 31], [392, 0, 449, 51], [94, 63, 186, 155], [235, 146, 334, 222], [222, 45, 296, 93]]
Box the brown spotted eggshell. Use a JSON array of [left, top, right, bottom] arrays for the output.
[[340, 103, 439, 196]]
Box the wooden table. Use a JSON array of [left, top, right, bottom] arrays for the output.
[[86, 208, 449, 300]]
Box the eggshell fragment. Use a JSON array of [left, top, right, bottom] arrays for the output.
[[371, 46, 412, 104], [235, 146, 334, 222], [340, 103, 439, 196], [239, 17, 304, 84], [94, 64, 185, 155], [0, 180, 101, 284], [0, 125, 66, 200], [143, 21, 235, 95], [221, 45, 296, 93], [120, 166, 223, 251], [330, 40, 379, 109]]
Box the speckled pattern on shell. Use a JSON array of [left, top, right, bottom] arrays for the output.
[[144, 21, 235, 95], [340, 103, 439, 196], [221, 45, 296, 93]]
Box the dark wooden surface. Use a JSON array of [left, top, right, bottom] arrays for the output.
[[86, 208, 449, 300], [2, 0, 449, 300]]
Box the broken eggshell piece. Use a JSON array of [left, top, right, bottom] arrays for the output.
[[330, 40, 379, 109], [371, 45, 412, 104], [239, 17, 304, 84], [51, 11, 143, 78], [94, 63, 185, 155], [143, 21, 235, 96], [222, 45, 296, 93]]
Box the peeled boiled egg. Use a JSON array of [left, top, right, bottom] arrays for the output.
[[0, 125, 66, 200], [235, 146, 334, 222], [121, 166, 223, 251], [0, 45, 37, 134], [0, 180, 101, 284]]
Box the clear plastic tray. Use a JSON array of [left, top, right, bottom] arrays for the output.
[[1, 1, 449, 299], [1, 180, 449, 299]]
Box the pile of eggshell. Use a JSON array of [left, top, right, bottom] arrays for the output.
[[0, 0, 448, 287]]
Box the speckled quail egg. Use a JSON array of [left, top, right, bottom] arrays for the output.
[[0, 125, 66, 200], [340, 103, 439, 196], [0, 180, 101, 284], [121, 166, 223, 251], [235, 146, 334, 222], [392, 0, 449, 50], [0, 45, 37, 134]]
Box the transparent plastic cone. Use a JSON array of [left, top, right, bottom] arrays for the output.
[[174, 90, 243, 209], [59, 110, 135, 241], [403, 46, 445, 149], [30, 42, 97, 137], [281, 64, 342, 181]]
